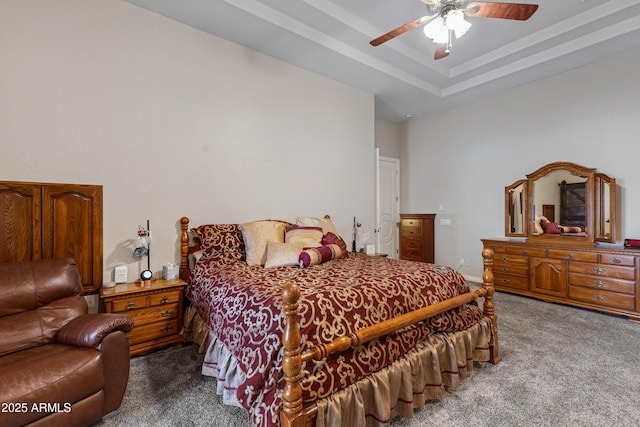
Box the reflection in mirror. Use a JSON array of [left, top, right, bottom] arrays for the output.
[[505, 180, 527, 237], [595, 173, 616, 243], [533, 170, 588, 236]]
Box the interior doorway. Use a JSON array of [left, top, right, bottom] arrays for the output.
[[375, 149, 400, 258]]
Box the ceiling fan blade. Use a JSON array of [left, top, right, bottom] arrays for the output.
[[370, 15, 435, 46], [434, 45, 450, 60], [465, 2, 539, 20]]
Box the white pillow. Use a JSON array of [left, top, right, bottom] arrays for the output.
[[295, 216, 340, 238], [264, 242, 304, 269], [240, 220, 287, 266]]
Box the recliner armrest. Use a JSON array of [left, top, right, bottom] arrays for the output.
[[57, 313, 134, 348]]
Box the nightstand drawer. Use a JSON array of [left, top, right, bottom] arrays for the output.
[[150, 290, 181, 306], [112, 295, 148, 312], [128, 303, 179, 326], [402, 237, 422, 250], [127, 320, 179, 346]]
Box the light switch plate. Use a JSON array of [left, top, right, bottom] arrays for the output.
[[114, 265, 128, 283]]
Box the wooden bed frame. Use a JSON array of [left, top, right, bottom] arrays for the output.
[[179, 217, 500, 427]]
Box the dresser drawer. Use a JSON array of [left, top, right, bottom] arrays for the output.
[[494, 253, 528, 266], [568, 286, 635, 311], [569, 273, 635, 295], [401, 221, 421, 237], [128, 303, 179, 326], [493, 274, 528, 290], [569, 262, 635, 280], [505, 246, 546, 257], [150, 290, 181, 306], [548, 249, 598, 263], [484, 244, 505, 254], [599, 253, 635, 267], [112, 295, 149, 312], [493, 263, 528, 277], [126, 320, 179, 346], [401, 248, 423, 261], [402, 237, 422, 250]]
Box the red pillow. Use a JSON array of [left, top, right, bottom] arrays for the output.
[[540, 220, 561, 234], [321, 232, 348, 257], [299, 244, 343, 267]]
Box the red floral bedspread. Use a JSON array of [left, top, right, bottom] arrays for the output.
[[186, 253, 483, 427]]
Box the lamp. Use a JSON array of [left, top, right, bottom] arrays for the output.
[[423, 9, 472, 43]]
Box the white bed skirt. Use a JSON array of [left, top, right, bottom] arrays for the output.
[[183, 305, 493, 426]]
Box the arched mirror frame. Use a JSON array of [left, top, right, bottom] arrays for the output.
[[505, 179, 528, 237], [505, 162, 617, 245]]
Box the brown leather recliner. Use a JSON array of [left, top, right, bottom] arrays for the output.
[[0, 258, 134, 427]]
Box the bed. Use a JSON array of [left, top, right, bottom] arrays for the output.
[[178, 216, 499, 427]]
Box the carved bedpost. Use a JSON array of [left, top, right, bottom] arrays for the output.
[[180, 217, 190, 282], [280, 282, 305, 427], [482, 248, 501, 364]]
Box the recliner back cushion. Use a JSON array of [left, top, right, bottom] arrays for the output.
[[0, 258, 87, 356]]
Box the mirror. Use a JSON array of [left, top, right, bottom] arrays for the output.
[[505, 180, 527, 237], [505, 162, 617, 245]]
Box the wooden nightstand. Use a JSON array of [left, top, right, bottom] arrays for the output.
[[100, 278, 188, 356]]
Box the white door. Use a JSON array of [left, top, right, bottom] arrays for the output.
[[376, 151, 400, 258]]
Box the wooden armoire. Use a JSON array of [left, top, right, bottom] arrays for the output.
[[0, 181, 103, 293]]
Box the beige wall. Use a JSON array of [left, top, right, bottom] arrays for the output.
[[403, 47, 640, 280], [0, 0, 375, 282]]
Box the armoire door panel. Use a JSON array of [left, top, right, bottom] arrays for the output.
[[0, 183, 42, 263]]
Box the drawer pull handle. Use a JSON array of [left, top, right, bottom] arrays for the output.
[[521, 250, 528, 255], [593, 280, 606, 288], [593, 267, 606, 274], [502, 257, 510, 262], [502, 268, 510, 273], [613, 258, 621, 264], [161, 310, 173, 317], [594, 295, 605, 301], [126, 302, 136, 310], [161, 297, 169, 304], [567, 254, 574, 259], [161, 325, 173, 333], [501, 279, 510, 284], [491, 246, 497, 251]]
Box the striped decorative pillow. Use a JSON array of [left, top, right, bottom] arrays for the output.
[[299, 244, 343, 268]]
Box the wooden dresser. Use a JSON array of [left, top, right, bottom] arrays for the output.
[[101, 278, 188, 356], [399, 214, 435, 263], [482, 238, 640, 321]]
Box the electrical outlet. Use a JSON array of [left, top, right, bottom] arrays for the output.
[[459, 258, 465, 267]]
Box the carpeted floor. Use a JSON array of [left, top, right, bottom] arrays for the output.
[[95, 290, 640, 426]]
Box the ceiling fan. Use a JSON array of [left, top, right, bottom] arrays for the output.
[[370, 1, 539, 60]]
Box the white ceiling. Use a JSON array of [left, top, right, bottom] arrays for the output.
[[125, 0, 640, 122]]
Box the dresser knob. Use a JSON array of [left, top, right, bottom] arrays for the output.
[[161, 297, 169, 304], [613, 258, 621, 264], [521, 250, 528, 255], [161, 310, 173, 317], [593, 280, 606, 288], [502, 268, 510, 272], [501, 279, 510, 284], [126, 302, 136, 310], [567, 254, 575, 259], [502, 257, 510, 262], [161, 325, 173, 333], [593, 267, 606, 274], [594, 295, 605, 301]]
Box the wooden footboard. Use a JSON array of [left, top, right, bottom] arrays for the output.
[[280, 247, 498, 427]]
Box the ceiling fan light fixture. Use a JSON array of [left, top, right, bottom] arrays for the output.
[[446, 9, 472, 38], [423, 9, 471, 44], [423, 16, 448, 44]]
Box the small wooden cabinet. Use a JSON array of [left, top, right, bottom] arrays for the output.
[[100, 278, 188, 356], [0, 180, 103, 293], [483, 238, 640, 320], [399, 214, 435, 263]]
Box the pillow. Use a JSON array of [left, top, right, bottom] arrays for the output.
[[296, 216, 340, 239], [540, 219, 562, 234], [240, 220, 288, 266], [264, 242, 305, 269], [192, 224, 245, 261], [285, 226, 323, 247], [299, 244, 343, 268], [321, 232, 348, 258], [560, 225, 584, 233]]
